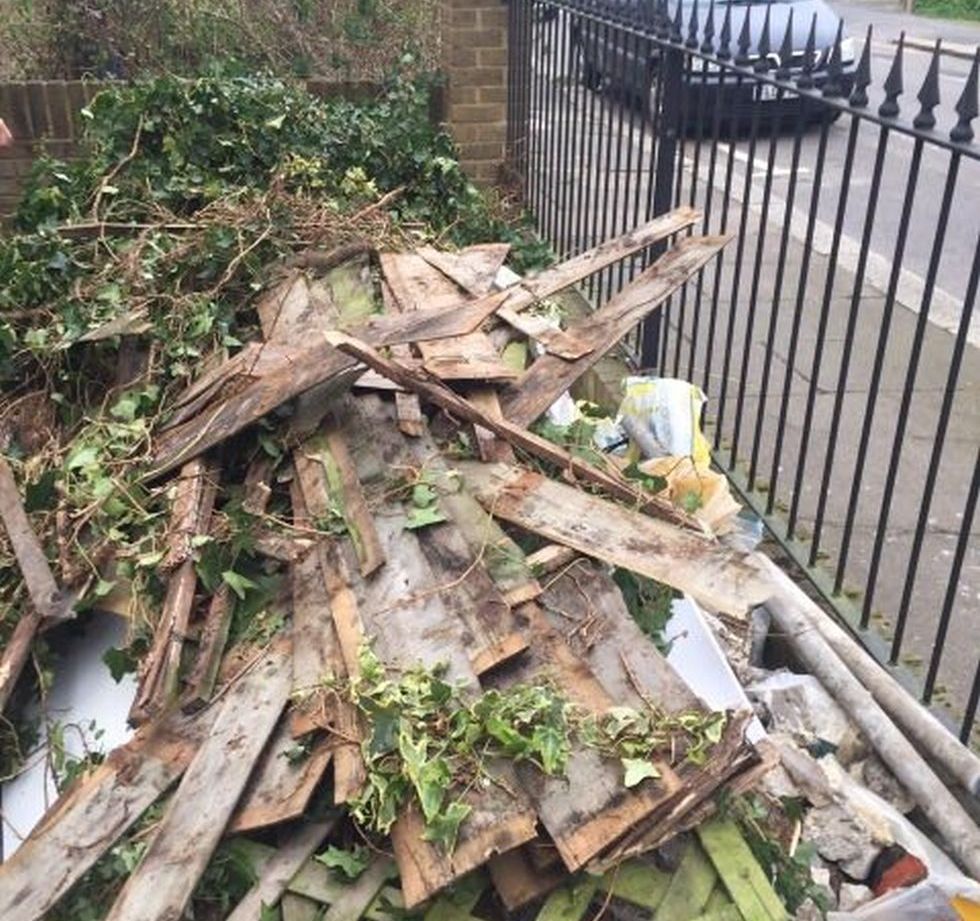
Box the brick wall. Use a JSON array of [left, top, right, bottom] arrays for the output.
[[442, 0, 509, 186]]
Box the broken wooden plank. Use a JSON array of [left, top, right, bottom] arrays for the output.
[[526, 543, 579, 577], [226, 817, 339, 921], [494, 305, 592, 361], [105, 642, 292, 921], [597, 860, 671, 911], [381, 251, 517, 383], [148, 213, 698, 478], [497, 601, 681, 871], [468, 388, 516, 464], [418, 243, 511, 296], [501, 235, 732, 426], [380, 276, 427, 437], [130, 458, 219, 724], [181, 584, 234, 711], [227, 719, 334, 833], [0, 604, 44, 715], [0, 690, 223, 921], [458, 462, 772, 618], [0, 454, 70, 622], [339, 394, 538, 907], [325, 332, 694, 528]]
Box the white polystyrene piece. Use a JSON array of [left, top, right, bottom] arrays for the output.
[[663, 595, 766, 744], [1, 612, 136, 858]]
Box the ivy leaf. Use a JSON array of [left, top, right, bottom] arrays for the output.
[[622, 758, 660, 788], [532, 724, 567, 775], [411, 483, 437, 507], [222, 569, 258, 599], [404, 505, 446, 530], [422, 800, 471, 853], [103, 646, 136, 683], [314, 845, 370, 881]]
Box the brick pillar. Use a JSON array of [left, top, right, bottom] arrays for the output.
[[442, 0, 509, 186]]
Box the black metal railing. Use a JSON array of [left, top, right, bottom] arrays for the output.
[[506, 0, 980, 744]]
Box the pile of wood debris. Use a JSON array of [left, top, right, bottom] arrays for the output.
[[2, 204, 976, 920]]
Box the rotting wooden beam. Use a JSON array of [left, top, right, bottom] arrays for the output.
[[105, 643, 292, 921], [324, 332, 695, 529], [0, 454, 71, 622], [458, 462, 771, 619], [500, 234, 732, 427], [146, 210, 699, 479]]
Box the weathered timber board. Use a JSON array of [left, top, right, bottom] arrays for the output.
[[489, 600, 681, 871], [458, 462, 772, 618], [539, 558, 700, 713], [417, 243, 510, 297], [326, 333, 691, 527], [227, 716, 333, 833], [380, 251, 515, 382], [148, 211, 699, 478], [651, 840, 718, 921], [105, 643, 292, 921], [0, 454, 68, 622], [339, 394, 537, 907], [0, 698, 221, 920], [500, 235, 731, 426], [225, 817, 339, 921]]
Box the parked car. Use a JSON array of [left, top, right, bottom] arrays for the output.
[[569, 0, 856, 127]]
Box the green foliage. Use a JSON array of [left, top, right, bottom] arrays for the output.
[[913, 0, 980, 19], [314, 844, 371, 880], [0, 0, 441, 82], [340, 646, 729, 853], [612, 568, 676, 654], [724, 793, 831, 915]]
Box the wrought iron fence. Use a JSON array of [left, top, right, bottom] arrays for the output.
[[506, 0, 980, 743]]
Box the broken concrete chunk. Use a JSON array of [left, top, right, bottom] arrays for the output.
[[849, 756, 915, 815], [802, 803, 885, 881], [838, 882, 875, 912], [747, 671, 854, 749]]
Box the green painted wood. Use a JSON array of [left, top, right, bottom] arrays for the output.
[[652, 842, 718, 921], [536, 877, 599, 921], [363, 885, 405, 921], [704, 887, 736, 912], [697, 819, 788, 921], [690, 905, 743, 921], [422, 871, 487, 921], [320, 857, 397, 921], [597, 860, 671, 910]]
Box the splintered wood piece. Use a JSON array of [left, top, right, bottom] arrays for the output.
[[381, 251, 516, 383], [417, 243, 511, 296], [256, 274, 317, 346], [0, 454, 70, 623], [468, 389, 516, 464], [130, 459, 219, 724], [325, 332, 693, 528], [380, 276, 426, 437], [148, 213, 699, 478], [180, 584, 234, 711], [459, 462, 772, 618], [105, 644, 292, 921], [494, 305, 592, 361], [225, 817, 340, 921], [540, 559, 699, 713], [161, 457, 213, 571], [501, 235, 732, 426], [0, 605, 44, 715], [525, 543, 579, 576], [0, 695, 221, 921], [227, 718, 334, 833], [289, 465, 366, 798], [489, 844, 568, 910], [496, 601, 681, 872], [341, 396, 537, 906], [350, 399, 528, 677]]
